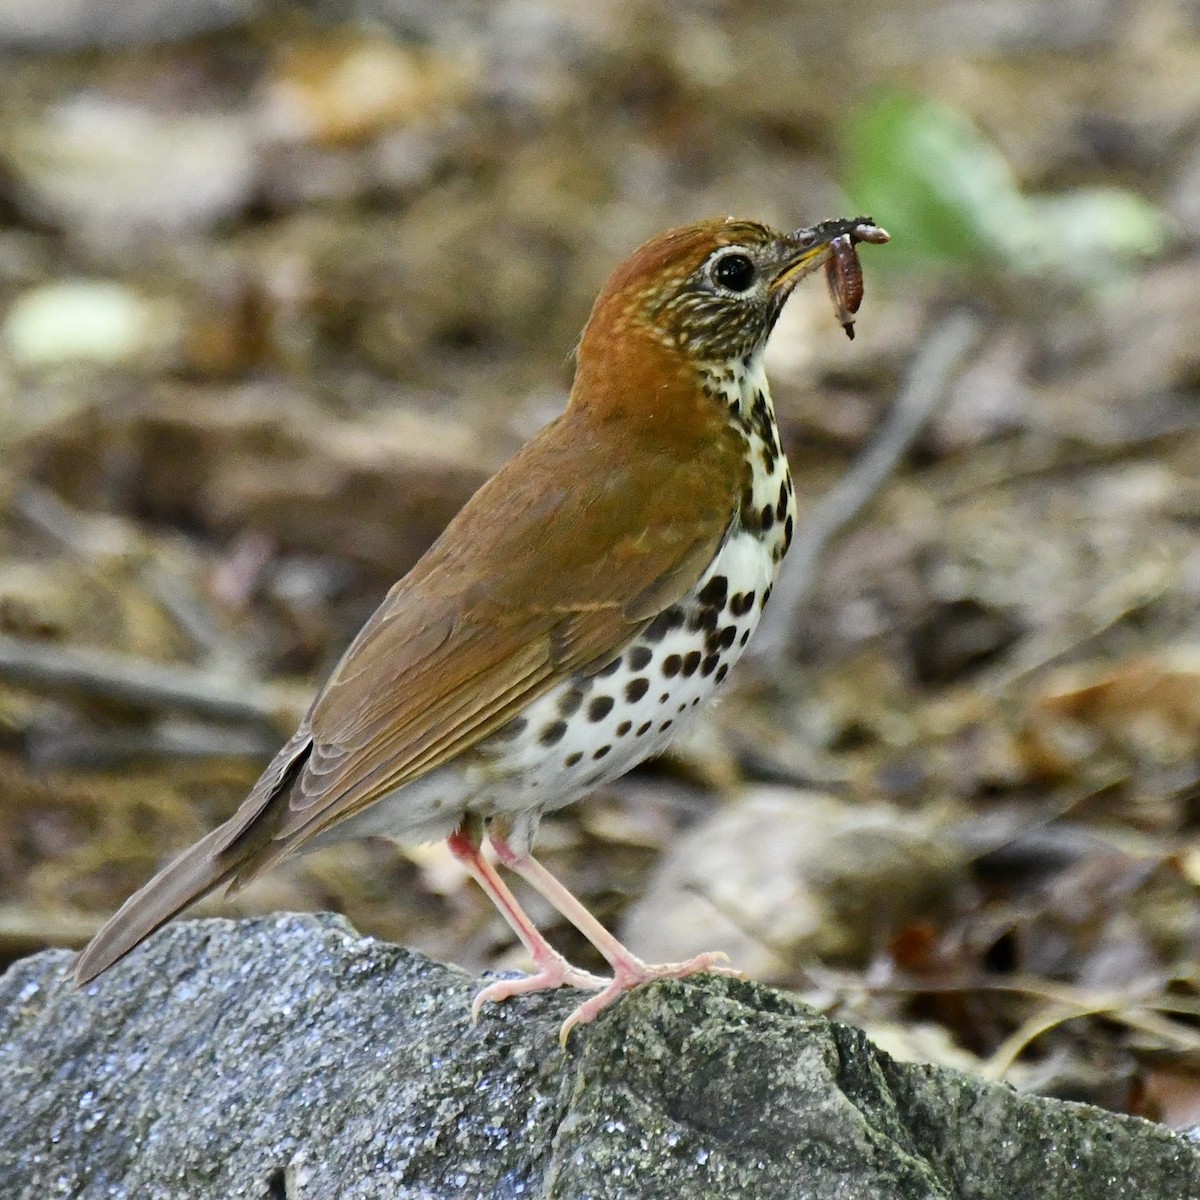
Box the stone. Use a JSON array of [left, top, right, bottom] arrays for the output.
[[2, 912, 1197, 1198], [3, 279, 181, 370], [622, 788, 967, 980], [6, 99, 260, 248]]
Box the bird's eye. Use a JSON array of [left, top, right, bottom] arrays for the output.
[[709, 251, 756, 293]]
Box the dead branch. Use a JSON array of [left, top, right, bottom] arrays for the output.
[[0, 633, 307, 731], [750, 308, 984, 664]]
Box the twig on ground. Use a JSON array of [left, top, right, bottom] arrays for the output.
[[14, 484, 260, 671], [750, 309, 984, 664], [0, 902, 101, 954], [983, 998, 1200, 1081], [0, 633, 306, 731], [23, 717, 280, 768]]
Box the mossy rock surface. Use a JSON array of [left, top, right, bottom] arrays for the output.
[[1, 913, 1195, 1199]]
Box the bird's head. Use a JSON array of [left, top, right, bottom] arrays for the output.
[[580, 217, 878, 368]]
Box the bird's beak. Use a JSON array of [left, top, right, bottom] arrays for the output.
[[770, 236, 837, 294], [770, 218, 889, 293]]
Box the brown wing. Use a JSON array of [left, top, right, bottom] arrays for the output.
[[73, 227, 771, 984], [74, 404, 742, 985], [251, 401, 745, 856]]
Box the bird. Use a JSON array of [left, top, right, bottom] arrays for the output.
[[74, 215, 887, 1041]]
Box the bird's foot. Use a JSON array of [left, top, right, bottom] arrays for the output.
[[558, 951, 741, 1047], [470, 954, 609, 1023]]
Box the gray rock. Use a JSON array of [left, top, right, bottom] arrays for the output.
[[1, 912, 1196, 1199], [622, 789, 967, 980], [6, 99, 260, 248]]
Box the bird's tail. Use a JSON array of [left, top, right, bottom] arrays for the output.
[[73, 826, 253, 984], [74, 731, 312, 985]]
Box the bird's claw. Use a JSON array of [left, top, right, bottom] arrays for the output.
[[557, 950, 740, 1047], [469, 961, 610, 1024]]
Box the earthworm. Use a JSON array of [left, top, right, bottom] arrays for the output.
[[821, 220, 889, 340], [825, 234, 862, 338]]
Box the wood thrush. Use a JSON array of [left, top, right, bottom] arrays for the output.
[[75, 216, 887, 1040]]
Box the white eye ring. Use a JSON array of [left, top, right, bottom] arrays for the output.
[[706, 249, 757, 294]]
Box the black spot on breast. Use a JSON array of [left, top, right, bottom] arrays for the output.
[[629, 645, 652, 670], [636, 721, 652, 736], [700, 654, 720, 677], [776, 490, 788, 522], [596, 656, 622, 678], [718, 624, 737, 650], [762, 584, 773, 607], [783, 514, 794, 552], [739, 629, 750, 647], [539, 720, 567, 746], [698, 576, 728, 609], [682, 650, 702, 676], [626, 677, 649, 703], [751, 392, 780, 456], [644, 607, 685, 641], [616, 720, 632, 736], [493, 716, 526, 741], [689, 607, 720, 633], [730, 591, 755, 617], [588, 695, 614, 721], [559, 687, 586, 717], [662, 654, 682, 677], [565, 751, 582, 767], [660, 691, 670, 703], [715, 663, 729, 684], [593, 745, 611, 760], [760, 504, 775, 532], [659, 719, 674, 732]]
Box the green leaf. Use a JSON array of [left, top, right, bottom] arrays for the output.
[[845, 92, 1169, 284], [1025, 187, 1170, 283]]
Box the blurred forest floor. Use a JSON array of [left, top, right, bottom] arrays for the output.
[[1, 0, 1200, 1128]]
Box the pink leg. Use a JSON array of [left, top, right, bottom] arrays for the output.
[[489, 831, 740, 1044], [447, 826, 608, 1021]]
